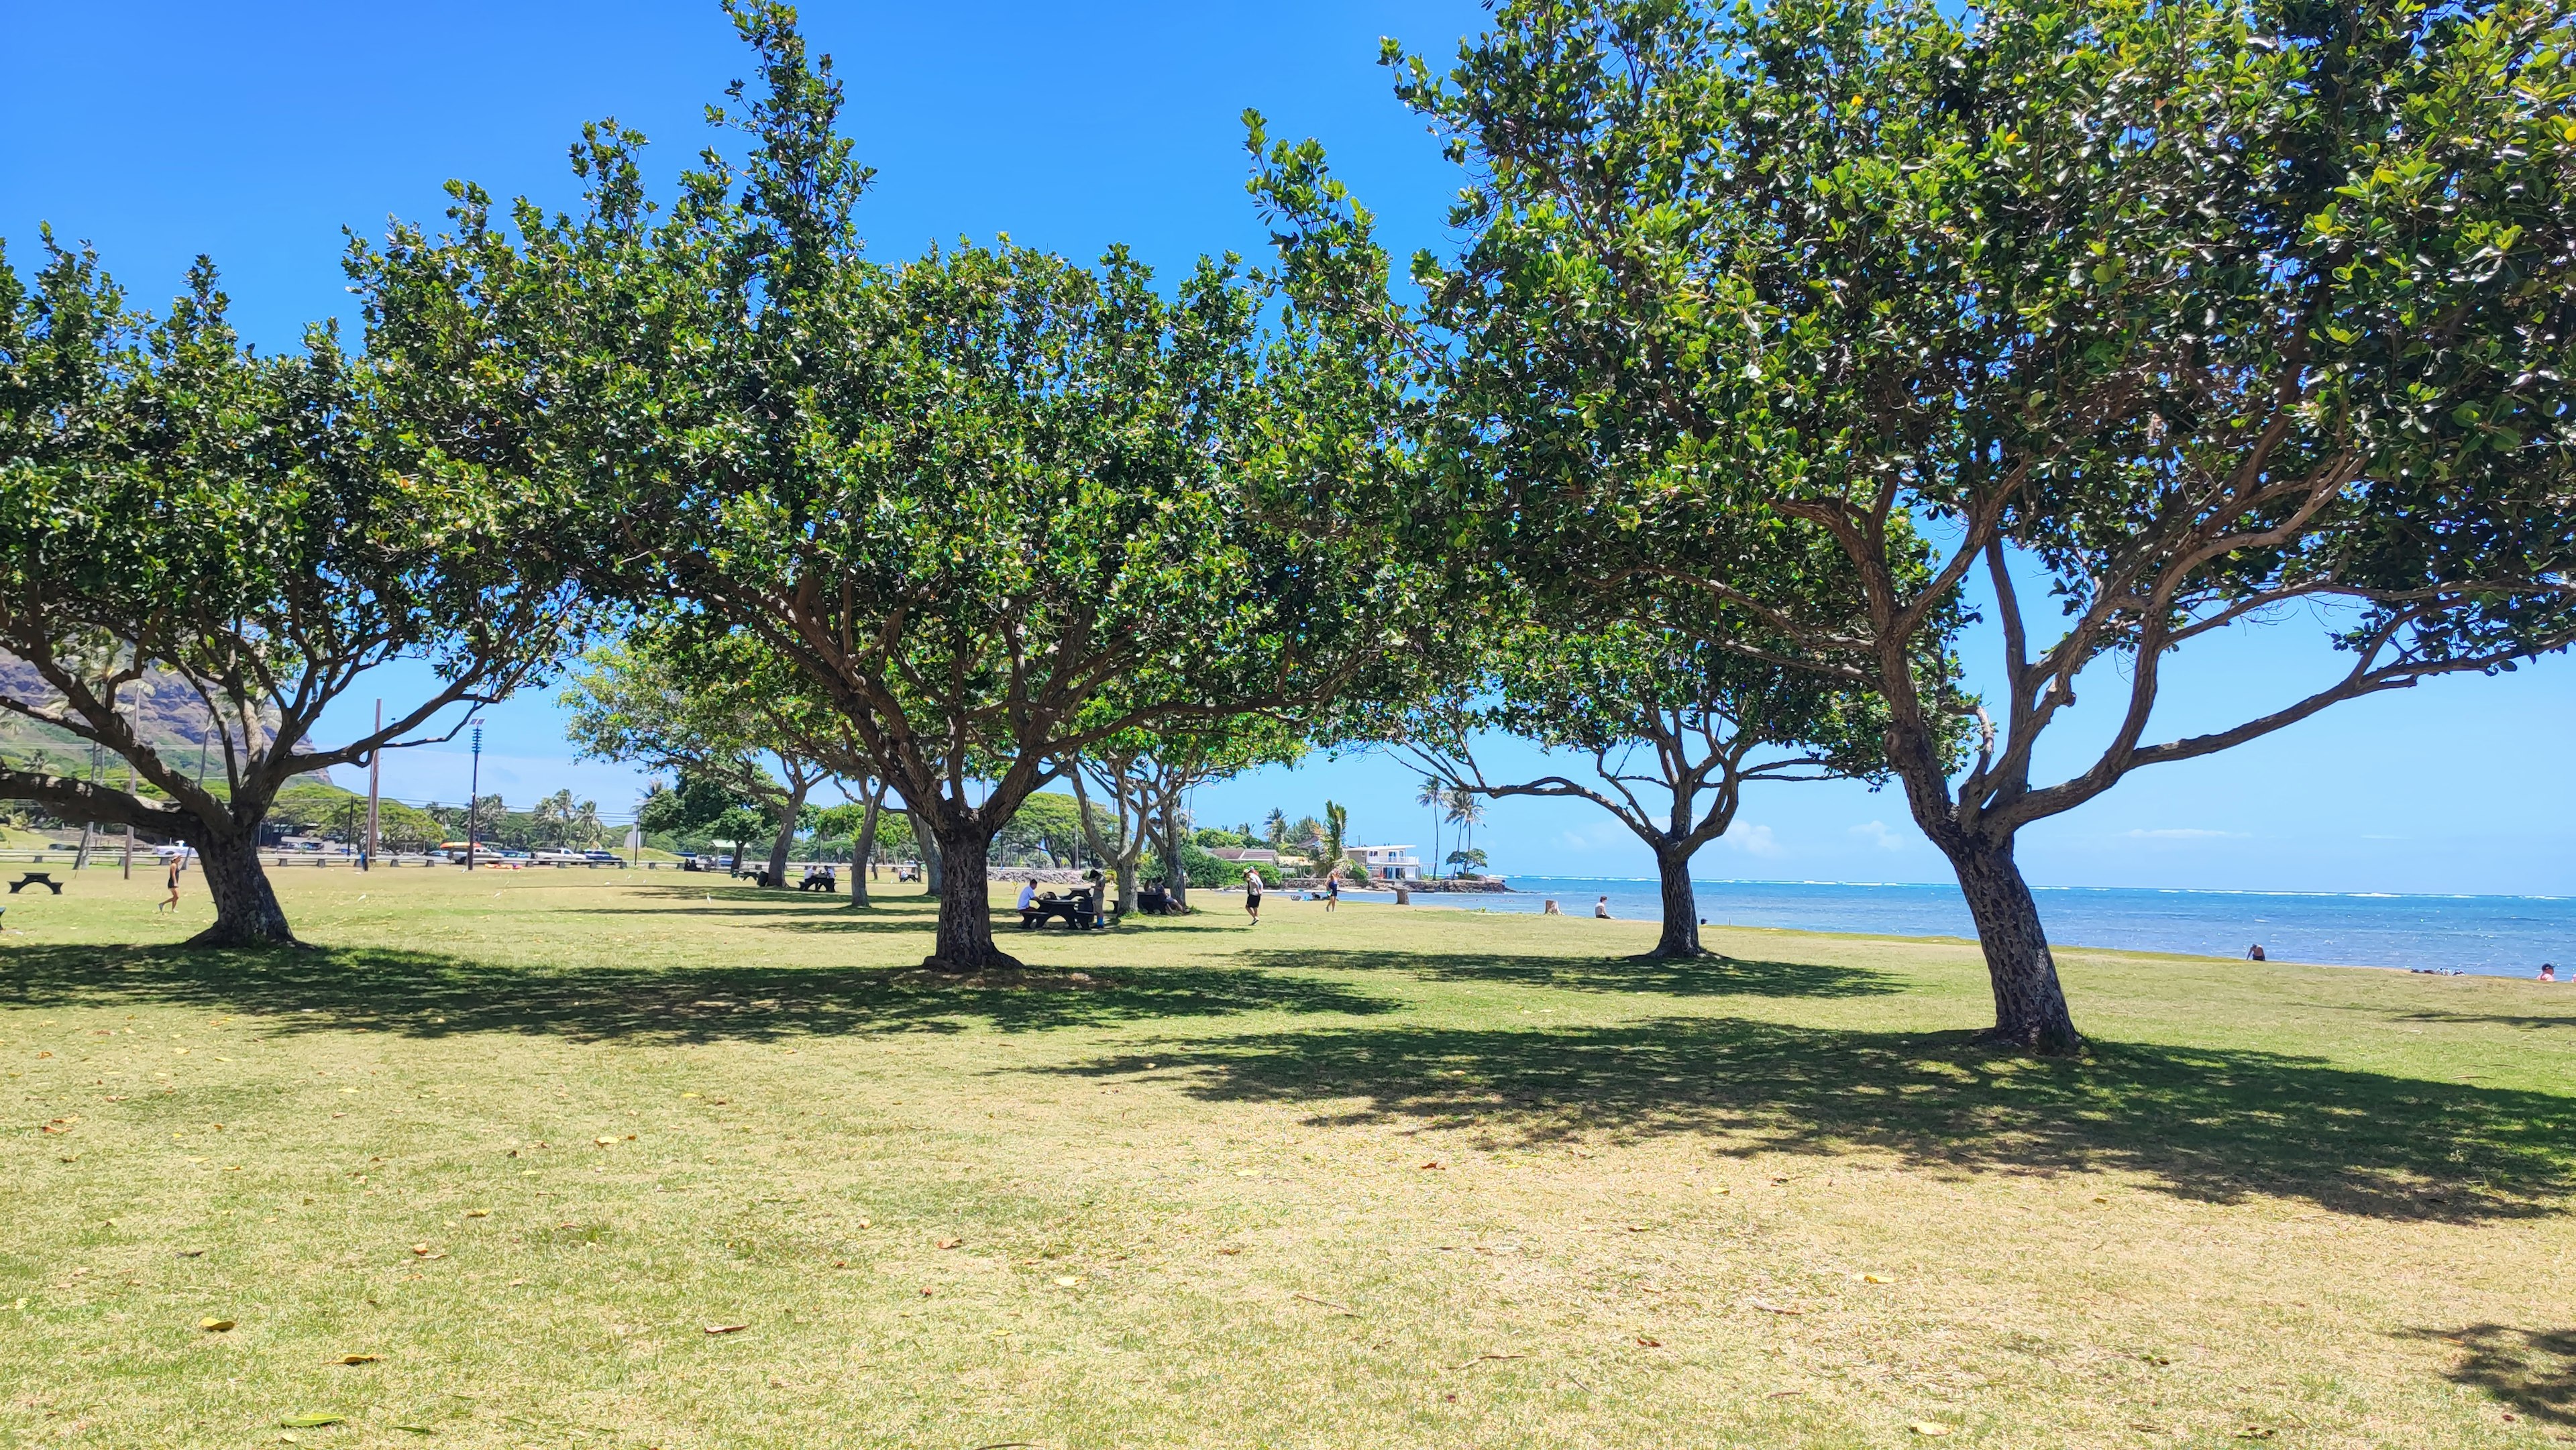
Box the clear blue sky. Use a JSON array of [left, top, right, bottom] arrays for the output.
[[8, 1, 2569, 895]]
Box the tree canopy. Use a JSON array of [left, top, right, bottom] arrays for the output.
[[0, 237, 574, 944], [355, 3, 1424, 968], [1258, 0, 2576, 1050]]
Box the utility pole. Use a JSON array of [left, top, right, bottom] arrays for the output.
[[364, 699, 381, 871], [466, 724, 482, 871]]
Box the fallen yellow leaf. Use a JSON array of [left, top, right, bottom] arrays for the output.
[[333, 1353, 381, 1365], [936, 1237, 961, 1249], [1912, 1425, 1951, 1437], [704, 1323, 749, 1335], [200, 1317, 235, 1331]]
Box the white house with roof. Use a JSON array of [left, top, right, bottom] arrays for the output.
[[1344, 844, 1424, 881]]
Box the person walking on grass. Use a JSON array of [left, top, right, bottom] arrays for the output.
[[1324, 873, 1339, 913], [1243, 867, 1264, 926], [159, 850, 185, 913]]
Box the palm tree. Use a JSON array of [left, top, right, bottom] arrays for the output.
[[1263, 807, 1287, 847], [1415, 776, 1446, 883], [1443, 789, 1486, 877], [1322, 800, 1349, 882], [571, 799, 604, 848]]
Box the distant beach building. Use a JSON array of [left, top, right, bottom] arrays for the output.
[[1344, 844, 1424, 881]]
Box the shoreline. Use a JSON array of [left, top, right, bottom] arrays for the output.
[[1207, 884, 2565, 983]]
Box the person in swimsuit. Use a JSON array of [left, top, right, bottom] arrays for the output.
[[160, 852, 186, 912], [1324, 873, 1339, 912]]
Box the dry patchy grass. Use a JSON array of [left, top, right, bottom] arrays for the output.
[[3, 865, 2572, 1448]]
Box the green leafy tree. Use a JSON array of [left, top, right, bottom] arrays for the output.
[[1390, 618, 1891, 956], [0, 241, 572, 945], [1071, 717, 1300, 912], [561, 632, 838, 887], [1256, 0, 2576, 1050], [356, 5, 1416, 969]]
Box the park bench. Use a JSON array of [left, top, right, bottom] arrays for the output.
[[9, 872, 62, 894]]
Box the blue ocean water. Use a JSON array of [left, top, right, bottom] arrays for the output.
[[1322, 876, 2573, 979]]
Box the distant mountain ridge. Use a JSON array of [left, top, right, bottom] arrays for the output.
[[0, 656, 277, 779]]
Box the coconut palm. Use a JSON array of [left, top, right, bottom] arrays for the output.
[[1442, 789, 1486, 877], [1415, 775, 1445, 883]]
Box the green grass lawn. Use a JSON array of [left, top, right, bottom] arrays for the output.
[[5, 867, 2573, 1449]]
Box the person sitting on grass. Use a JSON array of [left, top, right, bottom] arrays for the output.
[[2543, 962, 2560, 983], [1594, 895, 1611, 919]]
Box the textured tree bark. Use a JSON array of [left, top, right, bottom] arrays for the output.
[[1943, 836, 2082, 1054], [762, 778, 810, 888], [187, 832, 299, 948], [924, 826, 1017, 972], [1649, 848, 1707, 958], [849, 788, 881, 907], [1161, 808, 1190, 911]]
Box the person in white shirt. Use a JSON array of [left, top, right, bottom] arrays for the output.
[[1017, 878, 1038, 911]]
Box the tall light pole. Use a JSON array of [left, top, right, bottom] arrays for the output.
[[364, 698, 381, 871], [466, 724, 482, 872]]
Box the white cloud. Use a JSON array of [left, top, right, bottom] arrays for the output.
[[2122, 828, 2249, 840], [1717, 823, 1785, 858], [1848, 820, 1911, 852]]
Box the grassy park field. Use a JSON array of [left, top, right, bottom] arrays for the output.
[[4, 867, 2572, 1449]]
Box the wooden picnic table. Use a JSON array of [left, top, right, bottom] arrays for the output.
[[1020, 894, 1103, 930]]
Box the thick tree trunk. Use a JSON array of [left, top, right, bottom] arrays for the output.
[[1161, 810, 1189, 911], [1942, 835, 2082, 1054], [924, 826, 1018, 973], [186, 832, 299, 948], [1648, 847, 1706, 958], [1114, 848, 1140, 914], [849, 789, 881, 908], [763, 779, 809, 889]]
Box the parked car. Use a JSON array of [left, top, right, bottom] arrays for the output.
[[580, 850, 625, 865]]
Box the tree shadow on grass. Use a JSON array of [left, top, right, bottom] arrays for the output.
[[1051, 1017, 2576, 1221], [1237, 946, 1901, 999], [561, 886, 1258, 937], [0, 944, 1395, 1044], [2398, 1325, 2576, 1424]]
